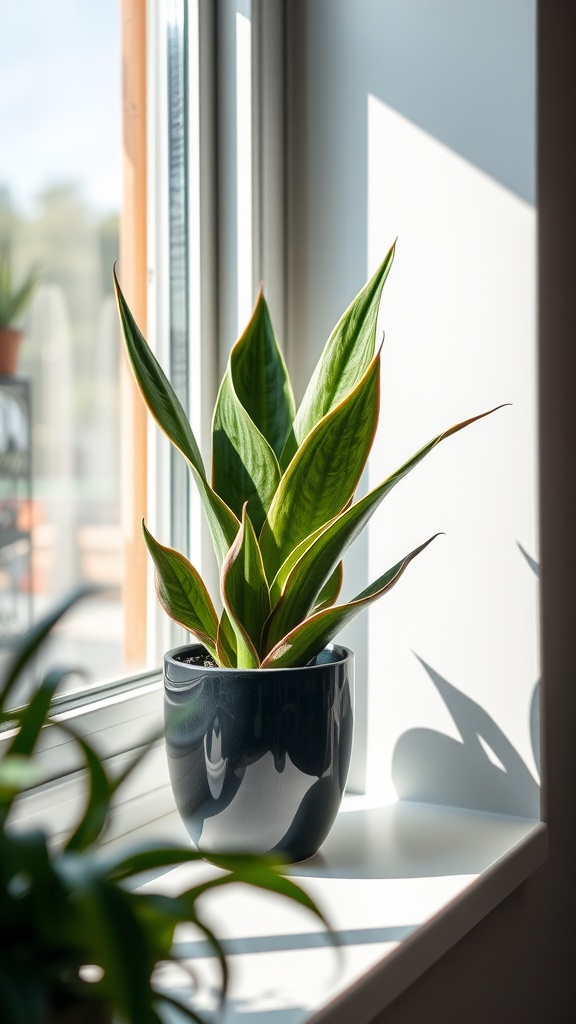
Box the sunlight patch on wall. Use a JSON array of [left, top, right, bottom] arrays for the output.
[[365, 95, 539, 809]]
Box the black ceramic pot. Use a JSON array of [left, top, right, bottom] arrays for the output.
[[164, 643, 354, 863]]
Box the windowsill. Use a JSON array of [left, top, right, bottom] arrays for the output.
[[8, 675, 544, 1021], [105, 796, 546, 1023]]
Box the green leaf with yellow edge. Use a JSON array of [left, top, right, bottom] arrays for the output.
[[259, 353, 380, 582], [217, 609, 237, 668], [268, 518, 341, 608], [312, 561, 343, 611], [221, 505, 270, 666], [229, 290, 295, 459], [264, 407, 504, 652], [261, 535, 440, 668], [114, 268, 239, 566], [114, 267, 204, 476], [212, 365, 281, 535], [281, 242, 395, 468], [143, 522, 219, 659]]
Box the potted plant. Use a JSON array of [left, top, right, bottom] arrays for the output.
[[114, 241, 502, 862], [0, 589, 330, 1023], [0, 248, 40, 375]]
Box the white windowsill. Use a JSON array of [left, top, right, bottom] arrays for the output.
[[104, 795, 546, 1024], [6, 677, 545, 1021]]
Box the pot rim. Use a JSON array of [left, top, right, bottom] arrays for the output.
[[164, 641, 353, 674]]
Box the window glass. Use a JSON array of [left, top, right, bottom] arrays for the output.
[[0, 1, 149, 699]]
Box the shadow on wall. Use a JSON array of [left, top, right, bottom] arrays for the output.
[[392, 654, 540, 819]]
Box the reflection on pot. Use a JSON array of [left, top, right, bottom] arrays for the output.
[[164, 644, 354, 862], [204, 715, 227, 800]]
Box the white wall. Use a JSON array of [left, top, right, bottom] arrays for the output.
[[287, 0, 539, 814], [366, 98, 538, 812]]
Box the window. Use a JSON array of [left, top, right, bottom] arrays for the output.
[[0, 0, 151, 703], [1, 1, 161, 839]]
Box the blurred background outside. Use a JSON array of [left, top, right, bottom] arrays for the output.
[[0, 1, 143, 696]]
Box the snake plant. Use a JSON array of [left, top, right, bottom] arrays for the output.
[[0, 590, 330, 1024], [115, 243, 501, 669]]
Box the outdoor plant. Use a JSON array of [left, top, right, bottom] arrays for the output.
[[115, 242, 500, 670], [0, 247, 40, 328], [0, 590, 330, 1024]]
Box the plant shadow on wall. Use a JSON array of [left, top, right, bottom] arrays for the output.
[[293, 548, 540, 884], [392, 544, 541, 819]]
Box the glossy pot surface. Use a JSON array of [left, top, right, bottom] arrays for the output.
[[164, 644, 353, 862]]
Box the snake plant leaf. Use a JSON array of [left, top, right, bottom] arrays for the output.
[[281, 241, 395, 468], [229, 289, 296, 459], [312, 561, 343, 612], [264, 406, 504, 651], [261, 535, 440, 668], [268, 518, 340, 608], [212, 365, 281, 534], [115, 267, 205, 475], [216, 609, 237, 667], [260, 353, 380, 581], [221, 505, 270, 667], [143, 523, 219, 659], [114, 269, 239, 566]]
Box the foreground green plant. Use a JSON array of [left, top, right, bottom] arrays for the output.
[[115, 243, 501, 669], [0, 592, 330, 1024]]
